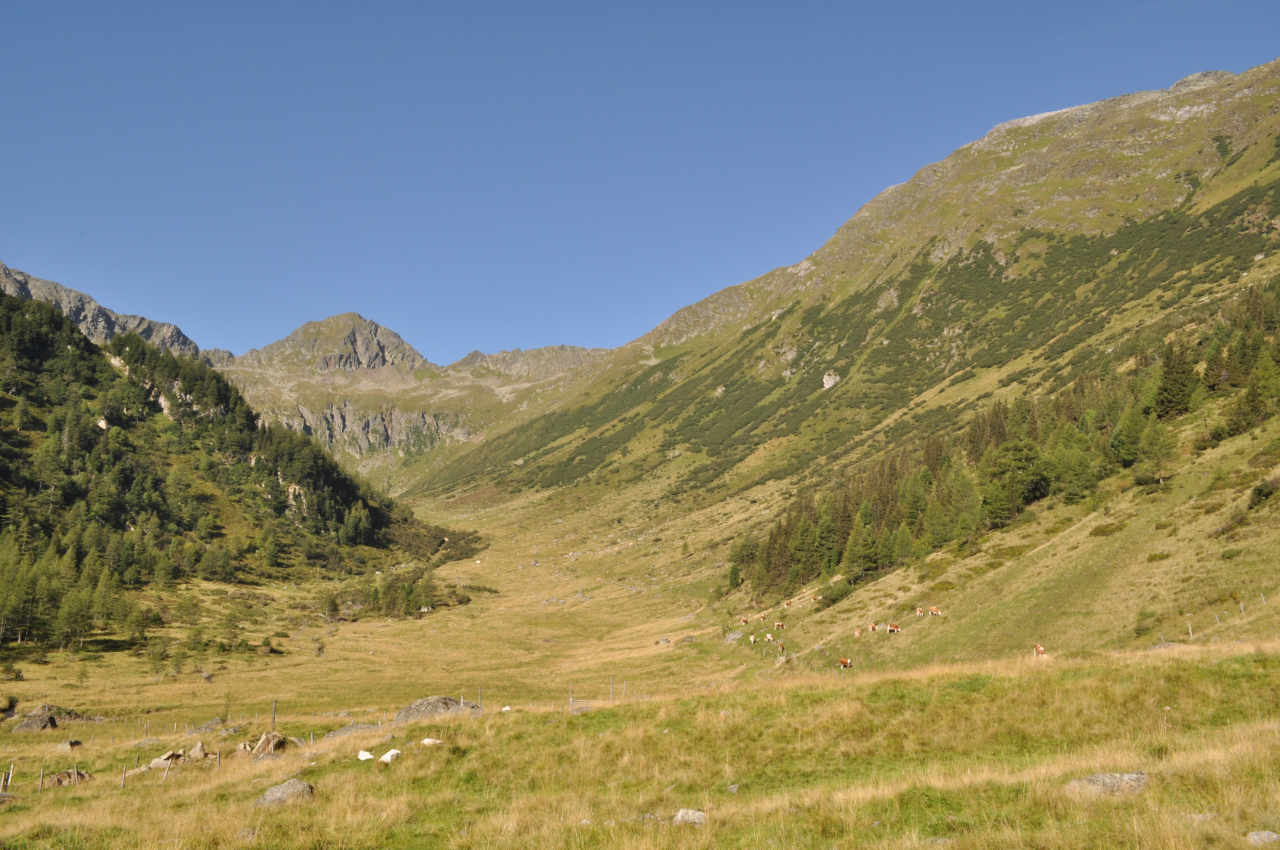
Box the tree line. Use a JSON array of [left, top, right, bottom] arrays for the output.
[[730, 276, 1280, 601]]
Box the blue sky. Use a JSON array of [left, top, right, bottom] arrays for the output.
[[1, 2, 1278, 364]]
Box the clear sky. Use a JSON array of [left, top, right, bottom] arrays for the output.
[[1, 2, 1277, 364]]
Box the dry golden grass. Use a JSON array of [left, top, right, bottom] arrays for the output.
[[4, 642, 1280, 848]]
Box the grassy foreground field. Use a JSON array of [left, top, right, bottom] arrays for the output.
[[2, 644, 1280, 848]]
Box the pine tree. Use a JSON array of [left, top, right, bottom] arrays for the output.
[[1203, 342, 1228, 391], [841, 502, 877, 578], [1139, 415, 1178, 484], [1153, 343, 1194, 419], [1110, 405, 1145, 467]]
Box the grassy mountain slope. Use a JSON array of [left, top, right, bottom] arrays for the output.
[[407, 61, 1280, 500]]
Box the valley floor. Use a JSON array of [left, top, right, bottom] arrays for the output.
[[1, 644, 1279, 848]]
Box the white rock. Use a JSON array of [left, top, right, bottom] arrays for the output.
[[673, 808, 706, 826], [502, 706, 511, 712], [1248, 832, 1280, 846], [379, 748, 401, 764], [421, 738, 444, 746], [357, 750, 374, 761]]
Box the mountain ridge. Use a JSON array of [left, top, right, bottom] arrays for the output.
[[0, 261, 200, 356]]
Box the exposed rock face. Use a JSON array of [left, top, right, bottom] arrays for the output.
[[255, 778, 314, 808], [393, 696, 481, 724], [0, 262, 199, 356], [276, 402, 472, 456]]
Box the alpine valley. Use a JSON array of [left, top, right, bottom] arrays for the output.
[[3, 58, 1280, 850]]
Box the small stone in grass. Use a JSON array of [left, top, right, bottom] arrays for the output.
[[673, 809, 706, 826]]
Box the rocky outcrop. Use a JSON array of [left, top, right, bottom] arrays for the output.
[[0, 262, 199, 356], [393, 696, 481, 723], [1064, 772, 1148, 797], [276, 403, 473, 456]]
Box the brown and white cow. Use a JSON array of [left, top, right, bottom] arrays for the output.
[[784, 600, 792, 608], [774, 622, 785, 630], [868, 623, 878, 632], [838, 658, 852, 668], [929, 606, 942, 617], [887, 623, 901, 634], [765, 633, 774, 642], [1033, 643, 1046, 658], [916, 607, 925, 617], [741, 617, 749, 625]]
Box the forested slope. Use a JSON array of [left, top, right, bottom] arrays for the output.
[[0, 294, 479, 650]]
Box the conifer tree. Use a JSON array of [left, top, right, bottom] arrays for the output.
[[1203, 342, 1228, 391], [1153, 343, 1194, 419], [1110, 406, 1145, 467], [1139, 415, 1177, 484]]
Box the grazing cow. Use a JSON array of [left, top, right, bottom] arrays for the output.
[[929, 606, 941, 617], [838, 658, 852, 668], [774, 622, 785, 630], [741, 617, 749, 624], [784, 600, 792, 608], [749, 634, 756, 645], [868, 623, 878, 632], [1033, 643, 1046, 658], [887, 623, 901, 633], [854, 629, 862, 638], [765, 633, 774, 642], [916, 607, 925, 617], [776, 643, 785, 654], [759, 614, 767, 621]]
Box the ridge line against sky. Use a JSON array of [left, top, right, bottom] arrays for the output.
[[1, 2, 1278, 363]]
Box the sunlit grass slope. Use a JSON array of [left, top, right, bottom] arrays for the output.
[[3, 645, 1280, 848]]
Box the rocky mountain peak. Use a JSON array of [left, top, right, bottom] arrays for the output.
[[0, 261, 200, 356], [231, 313, 437, 373]]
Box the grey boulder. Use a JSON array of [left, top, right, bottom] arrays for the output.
[[255, 778, 314, 808], [393, 696, 480, 724]]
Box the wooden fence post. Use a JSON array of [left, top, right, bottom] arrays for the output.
[[271, 701, 277, 733]]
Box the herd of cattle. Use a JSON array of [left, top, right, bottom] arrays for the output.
[[733, 593, 1050, 668]]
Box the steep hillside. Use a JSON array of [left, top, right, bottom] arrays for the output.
[[397, 60, 1280, 498], [0, 293, 477, 652]]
